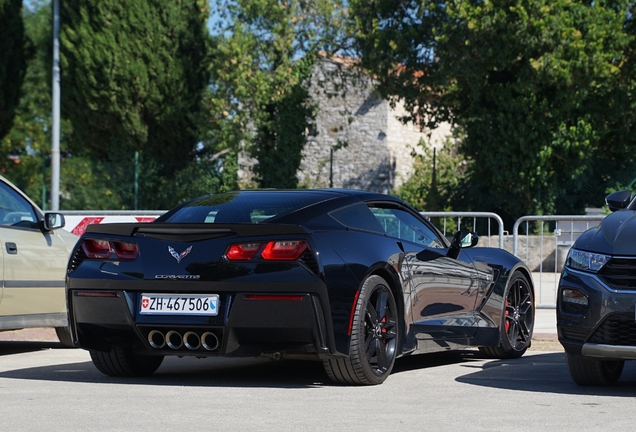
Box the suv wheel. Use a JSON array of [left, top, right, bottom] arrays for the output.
[[566, 352, 624, 386]]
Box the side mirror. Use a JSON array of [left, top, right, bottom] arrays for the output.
[[448, 230, 478, 259], [606, 190, 633, 212], [451, 230, 479, 248], [42, 212, 65, 231]]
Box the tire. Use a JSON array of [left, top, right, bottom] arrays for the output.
[[479, 271, 534, 359], [55, 326, 74, 348], [566, 352, 624, 386], [323, 275, 399, 385], [90, 348, 164, 377]]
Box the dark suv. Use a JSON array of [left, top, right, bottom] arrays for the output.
[[558, 189, 636, 385]]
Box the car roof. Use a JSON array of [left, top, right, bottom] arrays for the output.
[[156, 189, 407, 224], [229, 188, 402, 202]]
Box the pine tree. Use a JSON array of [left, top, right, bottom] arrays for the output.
[[0, 0, 28, 141], [59, 0, 211, 175]]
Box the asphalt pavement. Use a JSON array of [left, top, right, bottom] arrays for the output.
[[3, 346, 634, 431]]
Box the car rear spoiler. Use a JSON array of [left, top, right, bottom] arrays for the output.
[[84, 223, 311, 238]]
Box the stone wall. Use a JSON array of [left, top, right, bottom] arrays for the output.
[[385, 100, 452, 187], [238, 57, 453, 192], [296, 58, 452, 193], [297, 60, 393, 192], [477, 235, 571, 272]]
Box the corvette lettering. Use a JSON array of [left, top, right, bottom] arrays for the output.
[[155, 275, 201, 280]]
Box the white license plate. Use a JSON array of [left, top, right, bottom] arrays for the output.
[[140, 294, 219, 316]]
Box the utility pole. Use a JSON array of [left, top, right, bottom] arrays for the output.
[[50, 0, 61, 210]]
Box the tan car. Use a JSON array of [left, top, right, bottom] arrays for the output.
[[0, 175, 77, 345]]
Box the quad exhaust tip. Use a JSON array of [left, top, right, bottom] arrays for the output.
[[201, 332, 219, 351], [148, 330, 165, 349], [147, 329, 219, 351], [165, 330, 183, 350], [183, 331, 201, 350]]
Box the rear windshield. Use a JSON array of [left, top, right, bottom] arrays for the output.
[[162, 191, 333, 224]]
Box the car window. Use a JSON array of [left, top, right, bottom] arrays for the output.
[[163, 191, 334, 224], [0, 181, 38, 228], [370, 207, 445, 248], [329, 203, 385, 233]]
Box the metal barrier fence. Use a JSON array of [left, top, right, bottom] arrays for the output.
[[420, 212, 505, 249], [512, 215, 605, 309], [420, 211, 607, 309]]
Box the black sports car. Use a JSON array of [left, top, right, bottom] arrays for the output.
[[558, 189, 636, 386], [66, 189, 535, 385]]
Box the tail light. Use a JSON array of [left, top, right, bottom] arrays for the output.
[[226, 240, 308, 261], [81, 239, 140, 260], [226, 243, 261, 261], [113, 241, 140, 260], [261, 240, 307, 261], [82, 239, 112, 259]]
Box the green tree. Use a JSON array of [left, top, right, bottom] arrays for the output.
[[351, 0, 636, 224], [395, 136, 469, 213], [210, 0, 348, 188], [0, 0, 28, 141], [59, 0, 212, 208], [1, 1, 121, 211], [252, 58, 315, 188], [1, 0, 68, 207]]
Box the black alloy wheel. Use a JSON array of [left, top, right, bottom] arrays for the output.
[[323, 275, 399, 385], [479, 272, 534, 359]]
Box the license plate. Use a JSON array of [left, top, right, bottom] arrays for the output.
[[140, 294, 219, 316]]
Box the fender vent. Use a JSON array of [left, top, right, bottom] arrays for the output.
[[68, 246, 87, 274]]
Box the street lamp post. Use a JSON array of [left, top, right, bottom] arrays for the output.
[[51, 0, 61, 210]]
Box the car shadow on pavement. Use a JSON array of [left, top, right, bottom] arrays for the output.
[[2, 347, 636, 393], [455, 351, 636, 396], [0, 348, 504, 389], [392, 349, 482, 374], [0, 348, 505, 389], [0, 340, 65, 356], [0, 353, 335, 389]]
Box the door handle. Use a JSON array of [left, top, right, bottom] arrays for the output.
[[5, 242, 17, 254]]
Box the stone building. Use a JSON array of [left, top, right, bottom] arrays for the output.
[[238, 57, 452, 193], [297, 57, 452, 193]]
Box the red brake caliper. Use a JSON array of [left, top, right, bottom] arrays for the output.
[[505, 300, 510, 333], [381, 316, 387, 343]]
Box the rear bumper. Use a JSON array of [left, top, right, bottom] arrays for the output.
[[68, 282, 339, 358]]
